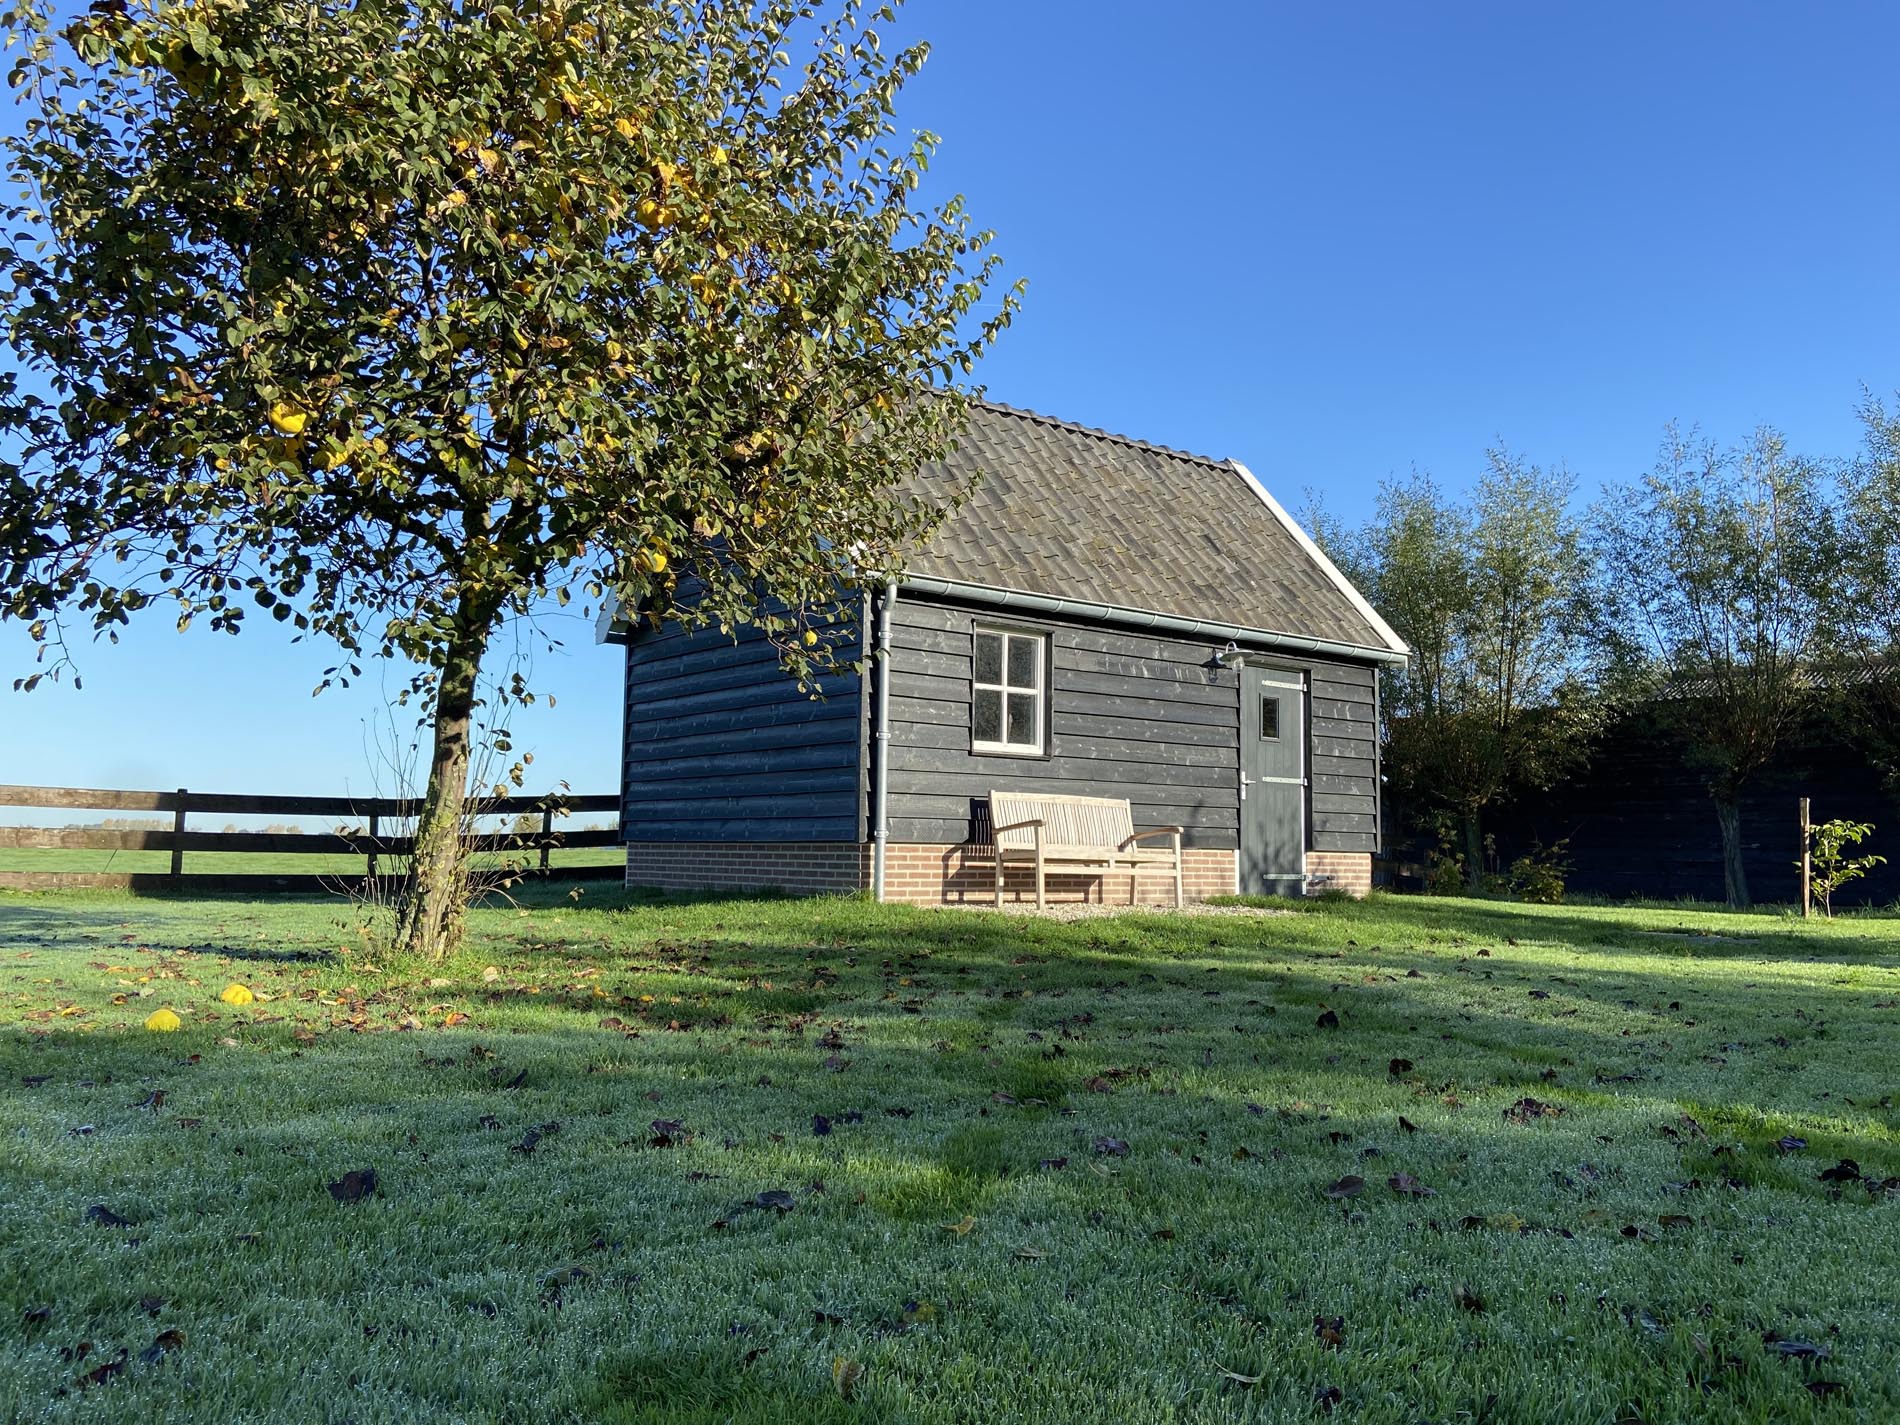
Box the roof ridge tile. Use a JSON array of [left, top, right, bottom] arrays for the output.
[[970, 398, 1231, 472]]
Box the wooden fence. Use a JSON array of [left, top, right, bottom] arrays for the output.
[[0, 784, 622, 893]]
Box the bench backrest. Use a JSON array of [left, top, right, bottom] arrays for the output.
[[989, 790, 1134, 851]]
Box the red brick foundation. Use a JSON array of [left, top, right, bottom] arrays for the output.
[[1304, 851, 1373, 897], [624, 842, 870, 896], [622, 842, 1364, 903], [878, 843, 1237, 907]]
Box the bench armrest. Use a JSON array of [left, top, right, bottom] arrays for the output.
[[992, 817, 1046, 836], [1120, 826, 1184, 849]]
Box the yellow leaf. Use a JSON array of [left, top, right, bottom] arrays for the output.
[[144, 1008, 182, 1032], [831, 1358, 862, 1400], [219, 983, 255, 1006], [481, 966, 501, 983], [613, 116, 637, 140]]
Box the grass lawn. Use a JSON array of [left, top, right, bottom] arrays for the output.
[[3, 888, 1898, 1423]]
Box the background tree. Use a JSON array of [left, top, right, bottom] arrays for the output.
[[1314, 452, 1597, 887], [1834, 396, 1900, 794], [0, 0, 1018, 955], [1593, 426, 1836, 909]]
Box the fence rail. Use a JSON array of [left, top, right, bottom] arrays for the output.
[[0, 784, 623, 893]]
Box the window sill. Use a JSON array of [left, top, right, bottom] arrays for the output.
[[971, 743, 1046, 759]]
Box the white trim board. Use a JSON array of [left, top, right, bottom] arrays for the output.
[[1225, 459, 1410, 660]]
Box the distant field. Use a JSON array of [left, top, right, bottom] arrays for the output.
[[0, 847, 626, 875]]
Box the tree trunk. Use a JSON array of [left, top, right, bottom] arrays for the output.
[[395, 620, 488, 959], [1713, 797, 1750, 910], [1462, 812, 1484, 892]]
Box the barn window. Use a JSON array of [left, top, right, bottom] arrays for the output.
[[1261, 695, 1282, 740], [972, 627, 1045, 754]]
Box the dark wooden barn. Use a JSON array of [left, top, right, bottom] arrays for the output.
[[602, 402, 1410, 905], [1487, 706, 1900, 907]]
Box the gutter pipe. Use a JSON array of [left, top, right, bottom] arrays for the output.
[[898, 575, 1410, 668], [870, 583, 896, 901]]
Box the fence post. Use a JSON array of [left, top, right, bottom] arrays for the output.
[[540, 805, 553, 872], [1799, 797, 1811, 918], [366, 811, 380, 883], [170, 789, 188, 882]]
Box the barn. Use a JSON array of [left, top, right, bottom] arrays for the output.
[[601, 401, 1409, 905]]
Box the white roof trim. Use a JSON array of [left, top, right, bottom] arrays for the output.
[[1225, 459, 1410, 660]]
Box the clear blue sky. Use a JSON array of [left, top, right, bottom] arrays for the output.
[[4, 0, 1898, 805]]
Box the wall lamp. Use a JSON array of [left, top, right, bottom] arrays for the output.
[[1213, 641, 1244, 670]]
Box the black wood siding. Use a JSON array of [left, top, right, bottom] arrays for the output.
[[880, 596, 1385, 856], [1307, 660, 1381, 854], [621, 619, 863, 842], [1487, 709, 1900, 906]]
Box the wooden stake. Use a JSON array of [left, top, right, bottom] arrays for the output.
[[170, 789, 188, 883], [1799, 797, 1812, 918]]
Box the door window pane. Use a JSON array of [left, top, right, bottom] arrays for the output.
[[1261, 695, 1281, 740]]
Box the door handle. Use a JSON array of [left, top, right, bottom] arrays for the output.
[[1239, 771, 1251, 801]]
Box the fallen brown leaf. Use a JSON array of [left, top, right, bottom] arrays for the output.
[[326, 1168, 378, 1203]]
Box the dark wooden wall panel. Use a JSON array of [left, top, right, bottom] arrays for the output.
[[1486, 710, 1900, 906], [618, 593, 1386, 862], [882, 599, 1243, 848], [1306, 660, 1380, 854], [622, 619, 863, 842]]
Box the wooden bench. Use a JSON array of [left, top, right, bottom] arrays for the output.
[[985, 790, 1184, 910]]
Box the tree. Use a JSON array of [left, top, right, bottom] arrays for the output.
[[1314, 452, 1597, 887], [1594, 426, 1835, 909], [1834, 396, 1900, 793], [0, 0, 1019, 955]]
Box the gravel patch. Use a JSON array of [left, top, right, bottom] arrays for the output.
[[917, 900, 1292, 922]]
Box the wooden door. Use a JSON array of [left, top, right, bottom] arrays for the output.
[[1240, 666, 1307, 892]]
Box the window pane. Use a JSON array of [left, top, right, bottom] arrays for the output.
[[974, 632, 1003, 684], [1006, 635, 1038, 690], [974, 688, 1003, 743], [1007, 692, 1039, 747], [1261, 696, 1280, 740]]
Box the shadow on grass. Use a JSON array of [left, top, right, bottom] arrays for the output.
[[585, 1347, 911, 1424]]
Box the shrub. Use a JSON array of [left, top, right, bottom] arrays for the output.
[[1807, 819, 1884, 918], [1508, 840, 1571, 905]]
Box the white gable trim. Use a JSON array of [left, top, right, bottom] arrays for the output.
[[1225, 459, 1409, 660]]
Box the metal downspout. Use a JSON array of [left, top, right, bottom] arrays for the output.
[[870, 584, 896, 901]]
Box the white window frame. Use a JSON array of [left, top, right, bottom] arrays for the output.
[[971, 626, 1046, 755]]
